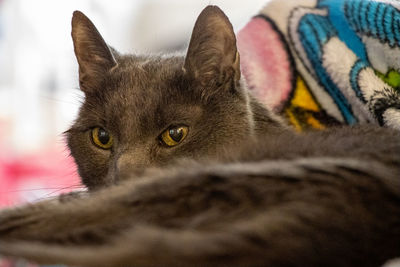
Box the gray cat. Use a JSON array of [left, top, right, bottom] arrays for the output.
[[0, 6, 399, 267]]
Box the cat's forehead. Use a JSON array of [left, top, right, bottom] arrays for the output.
[[119, 54, 184, 77], [111, 54, 186, 98]]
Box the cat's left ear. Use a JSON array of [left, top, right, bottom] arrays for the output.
[[71, 11, 117, 94], [184, 6, 240, 90]]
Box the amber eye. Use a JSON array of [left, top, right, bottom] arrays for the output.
[[91, 127, 113, 149], [160, 126, 188, 147]]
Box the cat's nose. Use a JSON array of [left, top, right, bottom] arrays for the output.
[[114, 152, 150, 182]]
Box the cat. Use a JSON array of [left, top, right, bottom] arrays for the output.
[[66, 7, 286, 190], [0, 5, 399, 267]]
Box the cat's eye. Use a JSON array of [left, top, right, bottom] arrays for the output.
[[91, 127, 113, 149], [160, 126, 188, 147]]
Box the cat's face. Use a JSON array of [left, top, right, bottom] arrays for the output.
[[67, 7, 255, 189]]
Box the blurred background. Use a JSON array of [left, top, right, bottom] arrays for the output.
[[0, 0, 267, 207]]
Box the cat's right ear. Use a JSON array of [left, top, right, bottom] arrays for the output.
[[71, 11, 117, 94], [184, 6, 240, 92]]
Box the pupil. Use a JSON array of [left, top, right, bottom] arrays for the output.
[[169, 128, 183, 142], [98, 129, 110, 145]]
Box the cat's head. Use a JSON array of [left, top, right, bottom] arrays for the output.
[[67, 6, 256, 189]]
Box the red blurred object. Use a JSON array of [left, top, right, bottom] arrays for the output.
[[0, 147, 81, 208]]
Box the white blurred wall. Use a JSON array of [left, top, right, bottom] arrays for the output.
[[0, 0, 267, 154]]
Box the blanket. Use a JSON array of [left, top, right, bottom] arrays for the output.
[[238, 0, 400, 131]]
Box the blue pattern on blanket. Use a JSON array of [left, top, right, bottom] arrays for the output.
[[298, 13, 357, 124], [318, 0, 368, 60], [342, 0, 400, 47]]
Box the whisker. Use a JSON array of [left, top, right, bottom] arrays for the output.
[[38, 94, 80, 106], [0, 185, 85, 194], [40, 184, 86, 198], [29, 185, 87, 203]]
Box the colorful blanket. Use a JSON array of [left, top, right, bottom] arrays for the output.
[[238, 0, 400, 131]]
